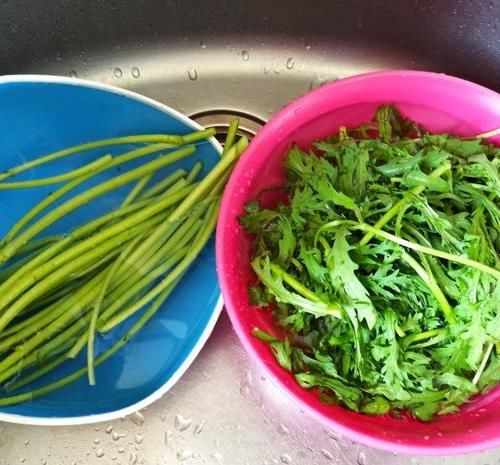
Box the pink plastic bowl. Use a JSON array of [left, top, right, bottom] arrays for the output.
[[216, 71, 500, 455]]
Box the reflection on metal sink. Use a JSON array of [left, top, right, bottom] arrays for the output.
[[2, 0, 499, 132], [1, 1, 499, 463]]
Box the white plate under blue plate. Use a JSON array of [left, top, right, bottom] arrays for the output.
[[0, 75, 223, 425]]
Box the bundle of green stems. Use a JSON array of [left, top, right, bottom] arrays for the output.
[[0, 120, 246, 406]]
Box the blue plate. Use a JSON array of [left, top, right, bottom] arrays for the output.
[[0, 76, 223, 424]]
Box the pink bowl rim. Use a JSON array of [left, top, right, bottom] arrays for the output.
[[216, 70, 500, 456]]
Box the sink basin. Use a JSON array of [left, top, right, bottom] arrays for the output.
[[2, 0, 499, 133], [1, 0, 499, 462]]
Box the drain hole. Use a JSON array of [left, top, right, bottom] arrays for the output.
[[189, 109, 266, 145]]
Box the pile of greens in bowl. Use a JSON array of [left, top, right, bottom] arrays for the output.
[[242, 106, 499, 421]]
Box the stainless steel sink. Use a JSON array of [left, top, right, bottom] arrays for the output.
[[1, 1, 499, 464]]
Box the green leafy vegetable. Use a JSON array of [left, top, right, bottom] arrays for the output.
[[241, 105, 500, 421]]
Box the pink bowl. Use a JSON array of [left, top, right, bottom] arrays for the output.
[[216, 71, 500, 455]]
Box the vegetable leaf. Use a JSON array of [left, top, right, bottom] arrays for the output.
[[240, 104, 500, 421]]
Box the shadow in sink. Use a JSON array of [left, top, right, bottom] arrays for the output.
[[1, 0, 499, 122]]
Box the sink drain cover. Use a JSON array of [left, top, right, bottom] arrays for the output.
[[189, 110, 266, 145]]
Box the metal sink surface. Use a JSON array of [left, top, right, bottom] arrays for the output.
[[1, 1, 499, 464]]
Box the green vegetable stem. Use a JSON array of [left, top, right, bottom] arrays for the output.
[[0, 123, 248, 405]]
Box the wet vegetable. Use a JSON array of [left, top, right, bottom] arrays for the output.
[[0, 125, 248, 404], [242, 106, 499, 421]]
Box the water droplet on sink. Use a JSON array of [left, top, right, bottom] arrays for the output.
[[240, 369, 253, 396], [134, 434, 144, 444], [69, 70, 77, 78], [112, 432, 125, 441], [175, 414, 192, 431], [129, 452, 138, 465], [286, 57, 295, 70], [177, 450, 193, 461], [194, 420, 205, 436], [320, 449, 334, 460], [187, 68, 198, 81], [105, 426, 113, 434], [241, 50, 250, 61], [114, 67, 123, 78], [423, 435, 430, 441], [278, 424, 290, 435], [118, 446, 125, 454], [165, 430, 173, 447], [131, 67, 140, 78], [274, 69, 280, 75], [280, 453, 292, 463], [95, 448, 105, 458], [129, 411, 145, 426], [357, 451, 367, 465], [210, 452, 223, 463], [304, 41, 311, 50], [199, 40, 207, 49], [325, 429, 341, 441]]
